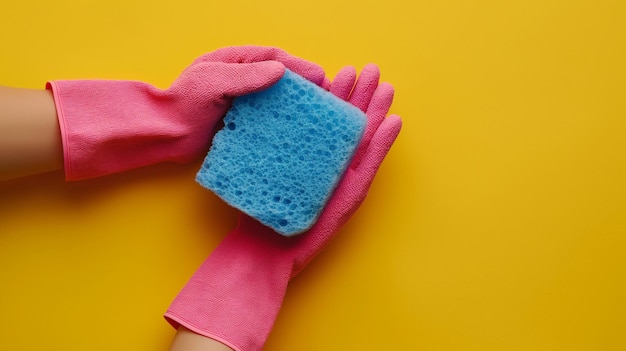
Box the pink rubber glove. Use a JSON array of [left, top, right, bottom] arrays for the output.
[[46, 46, 326, 180], [165, 64, 402, 351]]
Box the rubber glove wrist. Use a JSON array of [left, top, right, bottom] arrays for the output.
[[165, 218, 292, 351], [48, 46, 325, 181]]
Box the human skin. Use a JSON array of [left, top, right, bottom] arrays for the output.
[[0, 86, 63, 181], [0, 63, 400, 351], [0, 86, 236, 351], [170, 327, 234, 351]]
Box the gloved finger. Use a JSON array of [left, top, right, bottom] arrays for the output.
[[194, 61, 286, 98], [365, 82, 395, 126], [321, 77, 332, 91], [354, 115, 402, 180], [193, 46, 326, 86], [329, 66, 357, 100], [363, 83, 395, 142], [348, 64, 380, 112], [352, 82, 395, 166]]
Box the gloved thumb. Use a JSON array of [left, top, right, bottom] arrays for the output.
[[183, 60, 286, 98]]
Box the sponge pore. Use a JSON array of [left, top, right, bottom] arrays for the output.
[[196, 69, 367, 236]]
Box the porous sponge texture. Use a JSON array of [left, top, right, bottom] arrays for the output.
[[196, 69, 367, 236]]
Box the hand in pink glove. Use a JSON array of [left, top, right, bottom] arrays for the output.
[[47, 46, 326, 181], [165, 64, 402, 351]]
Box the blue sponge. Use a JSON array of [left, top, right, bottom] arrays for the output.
[[196, 69, 367, 236]]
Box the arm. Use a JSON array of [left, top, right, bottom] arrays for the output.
[[0, 86, 63, 181], [0, 87, 238, 351], [0, 47, 325, 183], [170, 327, 234, 351]]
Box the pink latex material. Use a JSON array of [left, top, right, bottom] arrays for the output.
[[164, 64, 402, 351], [46, 46, 326, 180]]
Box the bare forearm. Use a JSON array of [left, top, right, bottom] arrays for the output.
[[0, 86, 63, 181], [0, 86, 236, 350], [169, 327, 234, 351]]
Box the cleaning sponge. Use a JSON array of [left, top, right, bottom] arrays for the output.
[[196, 69, 367, 236]]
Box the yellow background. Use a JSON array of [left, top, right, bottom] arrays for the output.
[[1, 0, 625, 350]]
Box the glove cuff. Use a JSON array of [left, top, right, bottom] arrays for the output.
[[47, 80, 195, 180], [164, 227, 293, 351]]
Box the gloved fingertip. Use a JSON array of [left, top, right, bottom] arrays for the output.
[[302, 66, 326, 86], [386, 114, 403, 134], [330, 66, 357, 100], [377, 82, 395, 96], [337, 65, 358, 78], [376, 114, 403, 149], [362, 63, 381, 76], [256, 60, 287, 83], [213, 61, 286, 97]]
